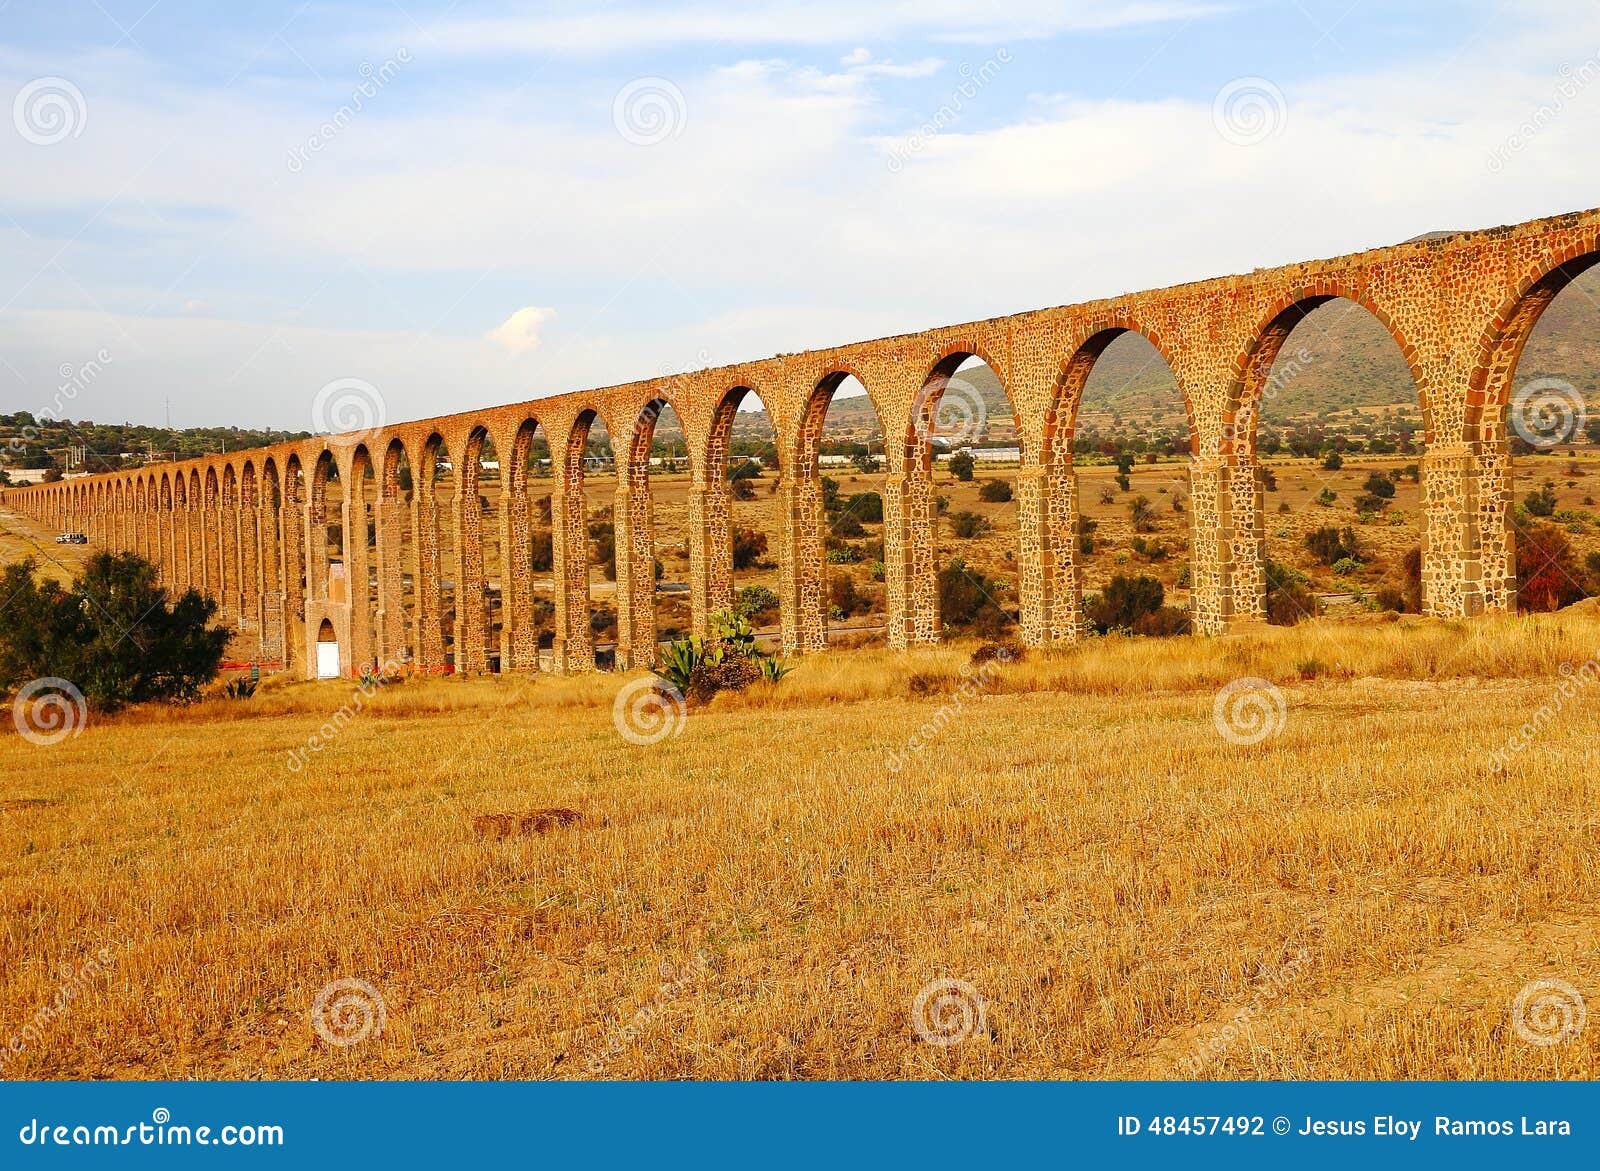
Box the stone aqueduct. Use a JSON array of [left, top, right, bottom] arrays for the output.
[[6, 207, 1599, 679]]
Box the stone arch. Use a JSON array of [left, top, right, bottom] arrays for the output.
[[1226, 287, 1430, 456], [1043, 323, 1194, 637], [614, 394, 688, 667], [455, 423, 501, 673], [504, 415, 553, 670], [552, 406, 616, 670], [704, 384, 781, 639], [1223, 290, 1429, 623], [785, 369, 890, 653], [911, 348, 1026, 644], [346, 444, 377, 673], [259, 456, 285, 663], [1464, 238, 1600, 614], [376, 437, 413, 667], [1467, 240, 1600, 445]]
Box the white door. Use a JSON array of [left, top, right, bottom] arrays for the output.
[[315, 641, 341, 679]]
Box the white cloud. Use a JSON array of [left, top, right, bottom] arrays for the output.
[[403, 1, 1226, 57], [486, 306, 556, 353]]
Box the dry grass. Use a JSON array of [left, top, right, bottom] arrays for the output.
[[3, 610, 1600, 1081]]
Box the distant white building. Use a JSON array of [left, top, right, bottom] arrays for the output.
[[935, 447, 1021, 463]]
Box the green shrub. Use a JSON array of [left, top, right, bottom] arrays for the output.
[[1085, 574, 1166, 634], [948, 511, 991, 539], [734, 585, 779, 625], [978, 479, 1012, 503], [1305, 525, 1359, 566], [948, 451, 975, 481], [1265, 559, 1320, 626]]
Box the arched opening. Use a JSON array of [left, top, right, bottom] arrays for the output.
[[346, 446, 377, 674], [618, 397, 684, 665], [415, 433, 454, 669], [220, 465, 242, 622], [562, 409, 616, 669], [1053, 328, 1195, 637], [792, 373, 887, 650], [1239, 296, 1426, 623], [158, 473, 173, 585], [1475, 249, 1600, 613], [239, 461, 261, 637], [379, 440, 414, 668], [310, 452, 344, 609], [449, 427, 501, 673], [260, 459, 284, 664], [709, 385, 781, 643], [507, 417, 554, 670], [918, 352, 1022, 642], [281, 455, 307, 673], [314, 617, 340, 679]]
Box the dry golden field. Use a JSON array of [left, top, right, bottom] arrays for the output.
[[3, 596, 1600, 1080]]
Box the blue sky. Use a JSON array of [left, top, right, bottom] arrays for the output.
[[2, 1, 1598, 431]]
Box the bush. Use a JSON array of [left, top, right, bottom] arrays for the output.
[[530, 529, 553, 573], [1517, 521, 1586, 612], [733, 528, 768, 570], [1265, 560, 1320, 626], [948, 451, 975, 481], [1315, 488, 1337, 507], [1129, 495, 1158, 532], [977, 479, 1013, 503], [1524, 481, 1558, 518], [1321, 451, 1343, 471], [1362, 472, 1396, 499], [937, 559, 1012, 638], [589, 519, 617, 580], [1331, 557, 1363, 576], [734, 585, 779, 625], [830, 512, 866, 538], [1085, 574, 1166, 634], [1305, 525, 1359, 566], [842, 492, 883, 524], [655, 610, 790, 702], [730, 478, 757, 501], [830, 573, 871, 617], [0, 553, 230, 711], [948, 511, 991, 539]]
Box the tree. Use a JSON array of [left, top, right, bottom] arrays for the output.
[[1524, 480, 1558, 518], [730, 478, 757, 501], [733, 528, 768, 570], [977, 478, 1012, 503], [936, 558, 1011, 638], [948, 511, 991, 539], [1129, 495, 1158, 533], [1321, 451, 1343, 471], [0, 553, 229, 710], [948, 451, 975, 482], [851, 451, 879, 475], [1362, 472, 1395, 499], [1305, 525, 1358, 566], [1085, 574, 1186, 635]]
